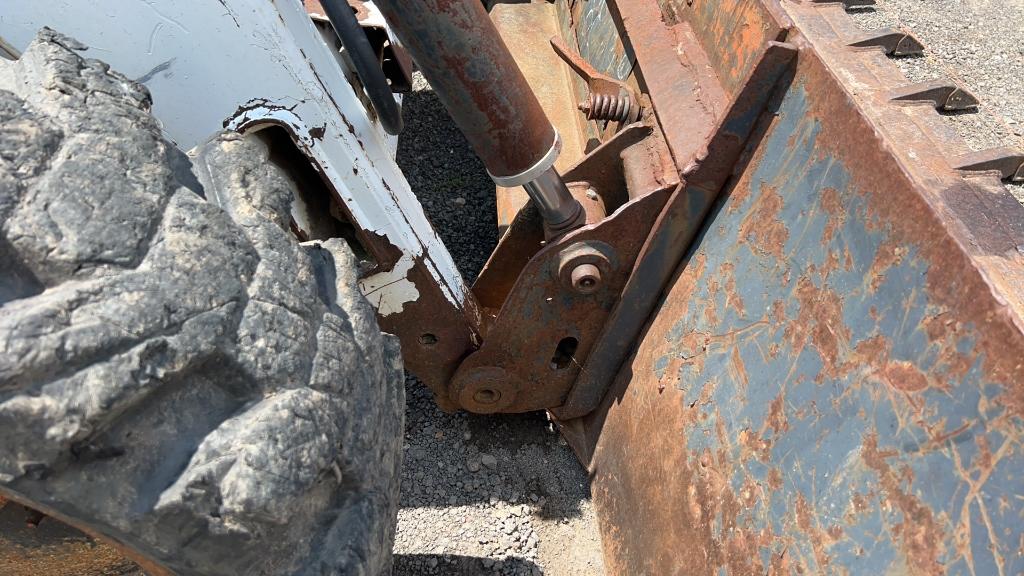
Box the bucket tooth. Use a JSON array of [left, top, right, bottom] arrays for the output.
[[849, 28, 925, 56], [954, 148, 1024, 182], [890, 79, 979, 111]]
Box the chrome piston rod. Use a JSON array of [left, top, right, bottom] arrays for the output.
[[372, 0, 583, 230]]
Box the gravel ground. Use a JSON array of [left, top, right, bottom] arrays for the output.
[[846, 0, 1024, 203], [391, 75, 606, 576]]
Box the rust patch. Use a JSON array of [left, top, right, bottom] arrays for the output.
[[847, 492, 871, 523], [675, 254, 708, 320], [730, 346, 749, 391], [974, 434, 993, 472], [853, 331, 947, 398], [739, 427, 770, 463], [677, 331, 712, 375], [459, 187, 672, 413], [786, 275, 850, 380], [820, 187, 844, 245], [862, 434, 946, 575], [703, 283, 720, 325], [922, 312, 956, 342], [922, 313, 974, 383], [820, 250, 839, 279], [794, 493, 832, 572], [739, 184, 789, 259], [867, 237, 906, 292], [566, 3, 1024, 574], [767, 394, 789, 435], [307, 124, 326, 141], [721, 262, 747, 317], [881, 361, 930, 393]]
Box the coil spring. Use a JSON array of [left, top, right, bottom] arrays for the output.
[[579, 93, 634, 122]]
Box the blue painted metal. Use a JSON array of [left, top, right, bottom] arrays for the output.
[[559, 39, 798, 419], [576, 0, 635, 82], [582, 44, 1024, 574], [568, 0, 638, 145]]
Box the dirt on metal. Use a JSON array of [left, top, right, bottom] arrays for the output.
[[0, 500, 143, 576]]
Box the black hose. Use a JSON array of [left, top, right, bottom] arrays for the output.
[[320, 0, 403, 135]]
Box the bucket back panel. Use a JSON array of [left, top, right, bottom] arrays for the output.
[[586, 46, 1024, 576], [658, 0, 789, 96]]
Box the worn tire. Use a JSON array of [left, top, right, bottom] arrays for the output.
[[0, 30, 404, 576]]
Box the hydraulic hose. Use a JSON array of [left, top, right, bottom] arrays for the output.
[[320, 0, 403, 135]]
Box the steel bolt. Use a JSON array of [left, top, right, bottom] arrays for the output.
[[571, 263, 602, 294], [473, 388, 500, 405]]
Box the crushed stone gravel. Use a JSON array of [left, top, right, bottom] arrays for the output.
[[846, 0, 1024, 203], [392, 74, 605, 576]]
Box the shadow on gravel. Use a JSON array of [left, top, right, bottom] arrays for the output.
[[394, 76, 593, 519], [393, 76, 600, 573], [395, 78, 498, 282], [399, 377, 591, 520], [395, 553, 541, 575]]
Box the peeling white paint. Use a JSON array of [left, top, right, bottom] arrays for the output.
[[358, 255, 419, 316], [2, 0, 472, 316]]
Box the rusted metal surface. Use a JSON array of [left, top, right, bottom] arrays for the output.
[[492, 3, 587, 234], [461, 113, 677, 413], [373, 0, 557, 181], [573, 0, 636, 83], [557, 0, 1024, 573], [571, 0, 641, 144], [655, 0, 791, 95], [375, 0, 586, 231], [242, 123, 481, 411], [557, 35, 798, 420], [452, 184, 672, 413], [605, 0, 729, 170], [472, 122, 675, 331], [479, 124, 664, 284], [551, 36, 643, 124], [373, 252, 482, 413], [304, 0, 329, 20]]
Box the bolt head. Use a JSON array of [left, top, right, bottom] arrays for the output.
[[571, 263, 602, 294], [473, 388, 500, 405]]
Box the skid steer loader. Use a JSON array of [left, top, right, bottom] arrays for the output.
[[1, 0, 1023, 574]]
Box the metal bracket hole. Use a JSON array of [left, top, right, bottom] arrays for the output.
[[550, 337, 579, 370]]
